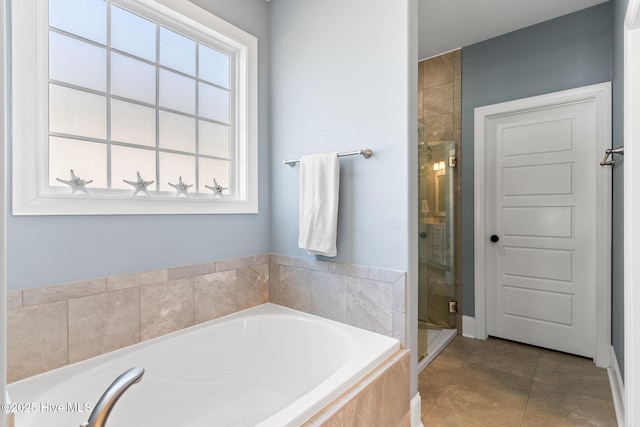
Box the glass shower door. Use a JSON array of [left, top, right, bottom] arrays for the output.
[[418, 130, 456, 363]]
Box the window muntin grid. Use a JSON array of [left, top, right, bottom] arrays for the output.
[[46, 0, 234, 199]]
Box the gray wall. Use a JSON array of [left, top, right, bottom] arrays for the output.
[[460, 3, 614, 316], [7, 0, 272, 290], [269, 0, 415, 393], [8, 0, 415, 285], [269, 0, 412, 272], [612, 0, 627, 378]]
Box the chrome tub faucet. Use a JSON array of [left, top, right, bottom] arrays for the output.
[[80, 367, 145, 427]]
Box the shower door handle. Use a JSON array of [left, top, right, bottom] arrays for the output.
[[490, 235, 499, 243], [419, 232, 427, 239]]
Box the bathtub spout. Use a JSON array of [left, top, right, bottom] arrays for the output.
[[80, 367, 145, 427]]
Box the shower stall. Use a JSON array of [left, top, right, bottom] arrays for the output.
[[417, 51, 461, 371]]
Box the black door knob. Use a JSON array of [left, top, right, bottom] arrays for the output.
[[419, 232, 427, 238], [490, 235, 499, 243]]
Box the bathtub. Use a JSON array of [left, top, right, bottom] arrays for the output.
[[7, 303, 400, 426]]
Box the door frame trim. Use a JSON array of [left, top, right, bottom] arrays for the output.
[[473, 82, 612, 367], [625, 0, 640, 424]]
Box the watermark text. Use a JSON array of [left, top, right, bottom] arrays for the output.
[[1, 402, 92, 413]]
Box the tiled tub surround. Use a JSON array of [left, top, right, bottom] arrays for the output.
[[304, 350, 411, 427], [7, 253, 406, 383], [269, 254, 407, 345], [8, 304, 405, 426]]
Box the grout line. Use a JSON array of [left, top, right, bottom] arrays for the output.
[[137, 287, 142, 343], [519, 352, 540, 426], [192, 275, 197, 325], [66, 299, 70, 366]]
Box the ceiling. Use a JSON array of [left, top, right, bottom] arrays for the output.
[[418, 0, 610, 60]]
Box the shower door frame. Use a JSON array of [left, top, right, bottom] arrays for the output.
[[0, 0, 7, 424], [625, 0, 640, 424]]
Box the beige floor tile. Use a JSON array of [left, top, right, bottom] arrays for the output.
[[418, 369, 452, 396], [463, 344, 540, 380], [426, 349, 466, 371], [420, 389, 440, 418], [422, 383, 526, 427], [522, 390, 616, 427], [480, 337, 547, 357], [538, 348, 596, 367], [419, 336, 617, 427], [533, 357, 613, 401], [457, 362, 533, 400]]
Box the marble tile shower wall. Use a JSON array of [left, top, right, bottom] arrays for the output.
[[6, 254, 406, 383]]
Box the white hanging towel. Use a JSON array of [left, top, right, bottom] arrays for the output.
[[298, 152, 340, 257]]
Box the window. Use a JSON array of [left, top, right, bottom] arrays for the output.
[[12, 0, 257, 214]]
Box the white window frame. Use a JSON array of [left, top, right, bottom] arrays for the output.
[[12, 0, 258, 215]]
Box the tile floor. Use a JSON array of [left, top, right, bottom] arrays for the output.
[[419, 336, 617, 426]]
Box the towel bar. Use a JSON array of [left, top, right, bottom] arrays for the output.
[[284, 149, 373, 167]]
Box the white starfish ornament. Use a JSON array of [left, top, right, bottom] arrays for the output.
[[56, 169, 93, 194], [123, 172, 154, 197], [168, 176, 192, 198], [205, 178, 228, 199]]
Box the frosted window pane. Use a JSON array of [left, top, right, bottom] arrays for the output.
[[199, 158, 230, 194], [49, 32, 106, 92], [159, 27, 196, 76], [159, 111, 196, 153], [199, 121, 230, 158], [199, 82, 229, 123], [112, 53, 156, 105], [159, 153, 195, 192], [159, 70, 195, 114], [111, 145, 156, 191], [111, 6, 156, 62], [49, 136, 107, 188], [49, 0, 106, 45], [199, 45, 229, 88], [49, 84, 106, 139], [111, 100, 156, 147]]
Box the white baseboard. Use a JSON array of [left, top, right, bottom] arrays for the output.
[[462, 315, 475, 338], [411, 392, 424, 427], [608, 345, 625, 427]]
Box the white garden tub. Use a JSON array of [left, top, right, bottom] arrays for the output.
[[8, 303, 399, 426]]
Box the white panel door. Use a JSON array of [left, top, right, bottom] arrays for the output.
[[486, 100, 599, 357]]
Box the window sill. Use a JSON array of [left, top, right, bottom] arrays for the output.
[[13, 194, 258, 215]]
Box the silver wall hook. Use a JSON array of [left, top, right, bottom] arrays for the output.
[[600, 146, 624, 166]]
